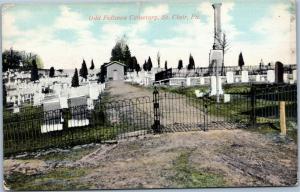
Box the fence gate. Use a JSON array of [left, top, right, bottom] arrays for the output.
[[152, 87, 207, 133]]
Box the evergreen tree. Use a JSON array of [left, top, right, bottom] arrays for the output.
[[135, 63, 141, 75], [90, 59, 95, 70], [147, 57, 153, 72], [79, 59, 88, 79], [49, 67, 55, 78], [3, 80, 7, 106], [30, 59, 39, 82], [130, 57, 138, 72], [71, 68, 79, 87], [143, 60, 147, 71], [238, 52, 245, 70], [188, 54, 195, 70], [98, 64, 106, 83], [123, 45, 131, 67], [164, 61, 168, 70], [178, 60, 183, 71]]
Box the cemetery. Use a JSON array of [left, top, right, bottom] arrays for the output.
[[2, 2, 298, 190]]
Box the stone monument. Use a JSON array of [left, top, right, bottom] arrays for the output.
[[208, 3, 223, 75]]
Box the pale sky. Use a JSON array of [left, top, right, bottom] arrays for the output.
[[2, 0, 296, 69]]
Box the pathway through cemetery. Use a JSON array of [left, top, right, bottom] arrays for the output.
[[106, 81, 224, 132]]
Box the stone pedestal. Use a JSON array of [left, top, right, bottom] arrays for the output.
[[210, 76, 224, 96], [209, 50, 223, 75], [241, 71, 249, 83], [226, 71, 234, 83]]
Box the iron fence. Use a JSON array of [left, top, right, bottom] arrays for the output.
[[3, 97, 153, 155], [3, 84, 297, 156]]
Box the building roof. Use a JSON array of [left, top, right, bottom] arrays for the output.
[[103, 61, 126, 68]]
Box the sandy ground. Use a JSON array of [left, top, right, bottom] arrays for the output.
[[3, 81, 298, 190]]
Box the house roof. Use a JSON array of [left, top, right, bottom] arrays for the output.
[[103, 61, 126, 68]]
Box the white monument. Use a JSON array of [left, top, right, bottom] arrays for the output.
[[210, 76, 224, 96], [241, 71, 249, 83], [226, 71, 234, 84], [267, 70, 275, 83]]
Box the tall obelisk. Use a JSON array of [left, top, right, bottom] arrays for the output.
[[212, 3, 222, 50], [209, 3, 223, 75], [209, 3, 224, 100]]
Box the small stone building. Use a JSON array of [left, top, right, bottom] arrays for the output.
[[103, 61, 126, 81]]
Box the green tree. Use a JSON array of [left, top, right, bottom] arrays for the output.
[[71, 68, 79, 87], [187, 54, 195, 70], [30, 59, 39, 82], [165, 61, 168, 70], [238, 52, 245, 70], [3, 80, 7, 106], [2, 49, 44, 71], [147, 57, 153, 72], [110, 42, 123, 62], [90, 59, 95, 70], [135, 63, 141, 75], [123, 45, 132, 67], [98, 64, 106, 83], [143, 60, 147, 71], [130, 57, 138, 72], [79, 59, 88, 79], [49, 67, 55, 78], [178, 59, 183, 71]]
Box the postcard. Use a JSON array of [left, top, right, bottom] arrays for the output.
[[2, 0, 297, 190]]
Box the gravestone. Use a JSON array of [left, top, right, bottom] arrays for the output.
[[255, 75, 260, 82], [42, 100, 63, 133], [226, 71, 234, 84], [275, 62, 284, 83], [186, 77, 191, 86], [210, 76, 224, 96], [283, 73, 289, 83], [68, 96, 89, 127], [200, 77, 205, 85], [292, 70, 297, 83], [224, 94, 230, 103], [267, 70, 275, 83], [241, 71, 249, 83]]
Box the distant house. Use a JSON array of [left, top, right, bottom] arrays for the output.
[[102, 61, 126, 81]]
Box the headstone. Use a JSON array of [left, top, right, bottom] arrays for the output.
[[200, 77, 205, 85], [68, 96, 87, 107], [241, 71, 249, 83], [59, 96, 68, 108], [275, 62, 284, 83], [224, 94, 230, 103], [226, 71, 234, 84], [255, 75, 260, 82], [292, 70, 297, 83], [267, 70, 275, 83], [43, 100, 61, 111], [283, 73, 289, 83], [186, 77, 191, 86], [210, 76, 224, 96], [13, 106, 20, 113]]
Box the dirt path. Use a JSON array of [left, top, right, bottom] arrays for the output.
[[4, 130, 297, 190], [105, 81, 211, 132]]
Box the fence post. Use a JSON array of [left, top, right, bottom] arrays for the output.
[[280, 101, 287, 136], [204, 103, 208, 131], [250, 86, 256, 127], [152, 86, 161, 133]]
